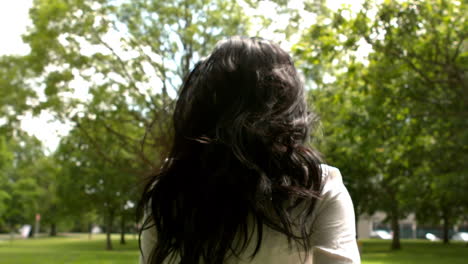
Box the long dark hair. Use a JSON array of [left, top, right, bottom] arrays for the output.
[[139, 36, 322, 264]]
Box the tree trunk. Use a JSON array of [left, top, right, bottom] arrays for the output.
[[354, 201, 360, 239], [106, 209, 114, 250], [88, 222, 92, 240], [9, 223, 15, 242], [28, 223, 35, 238], [120, 213, 126, 245], [442, 209, 450, 244], [390, 205, 401, 250], [49, 222, 57, 236]]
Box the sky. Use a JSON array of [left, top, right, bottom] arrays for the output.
[[0, 0, 32, 56], [0, 0, 365, 153], [0, 0, 71, 153]]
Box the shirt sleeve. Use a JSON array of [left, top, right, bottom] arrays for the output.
[[310, 166, 361, 264], [139, 216, 157, 264]]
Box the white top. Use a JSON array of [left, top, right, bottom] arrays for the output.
[[140, 165, 361, 264]]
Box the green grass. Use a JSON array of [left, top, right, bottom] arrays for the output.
[[0, 234, 139, 264], [1, 235, 467, 263], [360, 239, 468, 264]]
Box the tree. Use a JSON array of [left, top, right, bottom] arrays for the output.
[[20, 0, 253, 249], [55, 112, 144, 250], [23, 0, 251, 173], [0, 132, 45, 236], [295, 0, 467, 249], [0, 56, 37, 127], [358, 0, 467, 246], [0, 135, 13, 230], [34, 156, 65, 236], [0, 55, 40, 228]]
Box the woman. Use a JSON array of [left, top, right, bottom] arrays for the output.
[[139, 37, 360, 264]]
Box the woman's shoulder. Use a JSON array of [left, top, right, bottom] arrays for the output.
[[320, 164, 342, 181], [319, 164, 346, 195], [311, 164, 360, 263]]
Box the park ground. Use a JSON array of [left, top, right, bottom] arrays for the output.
[[0, 234, 467, 264]]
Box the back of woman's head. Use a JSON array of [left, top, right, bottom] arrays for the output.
[[140, 36, 322, 264]]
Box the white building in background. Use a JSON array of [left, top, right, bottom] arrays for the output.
[[358, 212, 468, 240], [357, 212, 417, 239]]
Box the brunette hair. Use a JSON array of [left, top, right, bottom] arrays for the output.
[[139, 36, 322, 264]]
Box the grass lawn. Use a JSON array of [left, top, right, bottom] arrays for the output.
[[0, 234, 140, 264], [1, 234, 467, 263], [360, 239, 468, 264]]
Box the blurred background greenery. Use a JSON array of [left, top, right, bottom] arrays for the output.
[[0, 0, 466, 263]]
